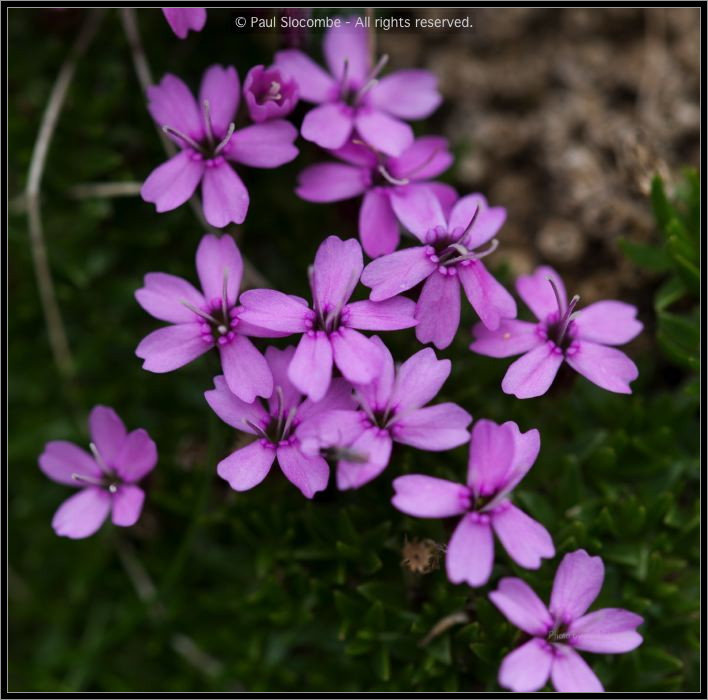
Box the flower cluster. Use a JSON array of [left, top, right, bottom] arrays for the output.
[[37, 13, 645, 692]]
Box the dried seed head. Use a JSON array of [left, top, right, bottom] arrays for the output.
[[401, 536, 441, 574]]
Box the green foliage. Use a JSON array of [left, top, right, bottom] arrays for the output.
[[620, 170, 701, 373], [8, 8, 700, 693]]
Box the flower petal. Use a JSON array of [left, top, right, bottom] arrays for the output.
[[568, 608, 644, 654], [394, 403, 471, 451], [516, 265, 567, 322], [550, 549, 605, 622], [205, 375, 269, 433], [566, 341, 639, 394], [39, 441, 101, 485], [296, 379, 355, 425], [368, 70, 441, 119], [136, 323, 210, 373], [414, 272, 461, 350], [446, 513, 494, 587], [492, 503, 555, 569], [466, 419, 515, 496], [361, 246, 436, 302], [458, 261, 517, 331], [353, 336, 395, 412], [289, 332, 334, 401], [323, 17, 370, 84], [345, 298, 417, 331], [88, 406, 127, 467], [277, 444, 329, 498], [390, 347, 451, 412], [331, 328, 382, 385], [238, 289, 310, 333], [196, 233, 243, 305], [114, 429, 158, 483], [141, 151, 204, 213], [550, 646, 604, 693], [427, 182, 459, 217], [219, 335, 273, 403], [469, 319, 541, 358], [296, 408, 365, 456], [135, 272, 206, 324], [264, 346, 300, 415], [489, 577, 553, 635], [201, 162, 249, 227], [449, 193, 507, 250], [336, 428, 393, 490], [355, 108, 413, 157], [199, 64, 239, 136], [359, 188, 400, 258], [391, 475, 468, 518], [162, 8, 206, 39], [497, 422, 541, 496], [52, 488, 111, 539], [227, 120, 298, 168], [147, 73, 203, 139], [296, 163, 370, 202], [498, 639, 554, 693], [574, 300, 643, 345], [501, 343, 564, 399], [275, 49, 336, 103], [389, 183, 446, 239], [217, 440, 276, 492], [312, 236, 363, 311], [302, 103, 354, 150], [386, 136, 452, 182], [111, 485, 145, 527]]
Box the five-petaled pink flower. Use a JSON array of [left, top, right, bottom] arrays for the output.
[[470, 265, 642, 398], [298, 338, 472, 490], [135, 234, 276, 403], [141, 65, 298, 227], [297, 137, 456, 258], [162, 8, 206, 39], [39, 406, 157, 539], [489, 549, 644, 692], [392, 419, 553, 586], [275, 17, 441, 156], [238, 236, 417, 402], [362, 189, 517, 349], [205, 346, 355, 498], [243, 64, 299, 123]]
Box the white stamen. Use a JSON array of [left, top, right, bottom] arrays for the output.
[[180, 299, 220, 325], [202, 99, 215, 146], [162, 125, 202, 152], [214, 122, 236, 155], [89, 443, 110, 475]]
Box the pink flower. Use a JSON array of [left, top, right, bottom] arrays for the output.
[[298, 338, 472, 490], [135, 234, 276, 403], [162, 8, 206, 39], [205, 347, 355, 498], [141, 65, 298, 227], [297, 137, 456, 257], [362, 189, 517, 349], [489, 550, 644, 692], [243, 65, 299, 123], [470, 265, 643, 398], [238, 236, 417, 402], [275, 16, 441, 156], [392, 419, 553, 586], [38, 406, 157, 539]]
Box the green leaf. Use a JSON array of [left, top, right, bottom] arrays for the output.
[[618, 238, 671, 272]]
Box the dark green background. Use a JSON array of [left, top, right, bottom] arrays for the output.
[[8, 8, 700, 692]]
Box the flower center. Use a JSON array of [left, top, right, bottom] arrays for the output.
[[182, 270, 239, 346], [542, 279, 581, 350], [244, 387, 299, 446], [338, 54, 389, 106], [71, 443, 122, 492], [547, 621, 574, 643], [162, 99, 236, 162], [258, 80, 283, 105]]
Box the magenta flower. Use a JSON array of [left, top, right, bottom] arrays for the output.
[[243, 65, 299, 123], [362, 189, 517, 349], [141, 65, 298, 227], [38, 406, 157, 539], [162, 8, 206, 39], [392, 419, 553, 586], [275, 17, 441, 156], [470, 265, 643, 398], [238, 236, 417, 401], [135, 234, 275, 403], [489, 550, 644, 692], [298, 338, 472, 490], [205, 346, 355, 498], [297, 137, 457, 257]]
